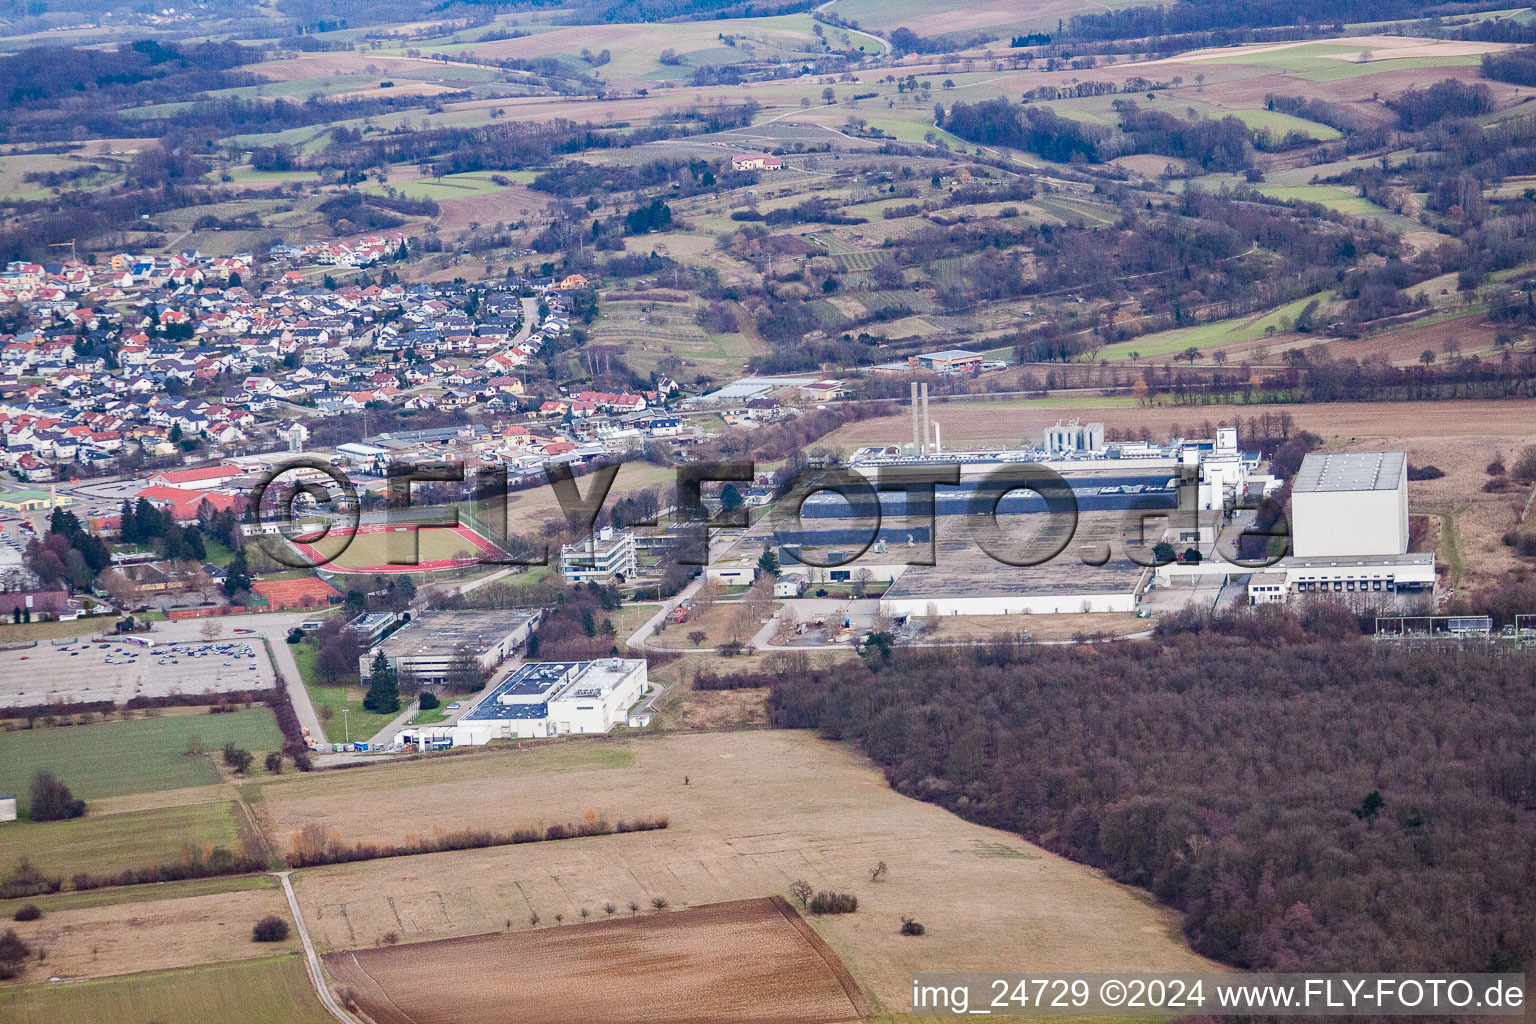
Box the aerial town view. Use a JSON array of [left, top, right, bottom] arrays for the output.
[[0, 0, 1534, 1021]]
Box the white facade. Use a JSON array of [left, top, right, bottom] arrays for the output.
[[397, 659, 647, 748], [881, 592, 1136, 617], [1291, 451, 1409, 558], [561, 527, 637, 583], [0, 795, 14, 823], [1043, 419, 1104, 454], [1246, 553, 1435, 605]]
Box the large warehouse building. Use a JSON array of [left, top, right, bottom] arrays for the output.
[[1245, 450, 1431, 605], [1290, 451, 1410, 557], [396, 658, 647, 747], [361, 609, 541, 684]]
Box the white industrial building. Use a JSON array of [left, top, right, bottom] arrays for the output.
[[396, 658, 647, 747], [1246, 450, 1431, 606], [1043, 419, 1105, 455], [1247, 553, 1436, 605], [1290, 451, 1409, 557], [560, 527, 637, 584]]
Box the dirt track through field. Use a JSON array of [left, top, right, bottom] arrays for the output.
[[323, 896, 869, 1024]]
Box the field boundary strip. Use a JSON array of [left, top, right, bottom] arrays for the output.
[[345, 950, 420, 1024], [768, 894, 873, 1020]]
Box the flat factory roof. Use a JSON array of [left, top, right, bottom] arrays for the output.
[[377, 610, 539, 660], [462, 659, 641, 721], [1293, 451, 1405, 494]]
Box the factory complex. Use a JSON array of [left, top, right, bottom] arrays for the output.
[[395, 658, 648, 748]]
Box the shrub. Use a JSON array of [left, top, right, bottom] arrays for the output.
[[900, 915, 925, 936], [12, 905, 41, 922], [418, 691, 440, 710], [222, 741, 253, 774], [1513, 445, 1536, 481], [265, 751, 283, 774], [808, 891, 858, 915], [0, 928, 29, 979], [28, 770, 84, 822], [252, 916, 289, 942], [1406, 464, 1444, 481]]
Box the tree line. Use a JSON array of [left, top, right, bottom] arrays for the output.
[[754, 619, 1536, 974]]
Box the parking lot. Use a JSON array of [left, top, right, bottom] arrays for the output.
[[0, 635, 276, 708]]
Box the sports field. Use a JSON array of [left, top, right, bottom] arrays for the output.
[[0, 709, 283, 806], [324, 896, 869, 1024], [294, 523, 500, 574]]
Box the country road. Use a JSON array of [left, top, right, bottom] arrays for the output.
[[276, 871, 357, 1024]]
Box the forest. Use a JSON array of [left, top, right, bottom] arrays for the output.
[[756, 619, 1536, 974], [939, 98, 1256, 171]]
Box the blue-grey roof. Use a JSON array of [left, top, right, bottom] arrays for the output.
[[460, 662, 578, 721], [465, 700, 549, 721]]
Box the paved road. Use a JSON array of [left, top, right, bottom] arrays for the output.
[[366, 697, 422, 747], [512, 295, 539, 348], [275, 871, 357, 1024], [626, 575, 703, 652]]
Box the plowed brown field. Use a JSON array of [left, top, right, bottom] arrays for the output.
[[323, 896, 868, 1024]]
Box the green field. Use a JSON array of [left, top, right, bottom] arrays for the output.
[[0, 801, 246, 879], [1226, 108, 1342, 141], [0, 710, 283, 808], [0, 955, 333, 1024], [291, 640, 401, 743], [1101, 292, 1334, 362], [362, 171, 516, 202], [1205, 43, 1483, 81]]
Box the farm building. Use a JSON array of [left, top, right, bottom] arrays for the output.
[[1290, 451, 1409, 557], [397, 658, 646, 746], [361, 609, 540, 684], [731, 152, 782, 171]]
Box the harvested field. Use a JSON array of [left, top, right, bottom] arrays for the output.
[[432, 184, 550, 233], [324, 896, 868, 1024], [823, 398, 1536, 451], [1, 882, 300, 984], [281, 731, 1216, 1016]]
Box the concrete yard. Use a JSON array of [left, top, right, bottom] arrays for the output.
[[0, 634, 275, 708]]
